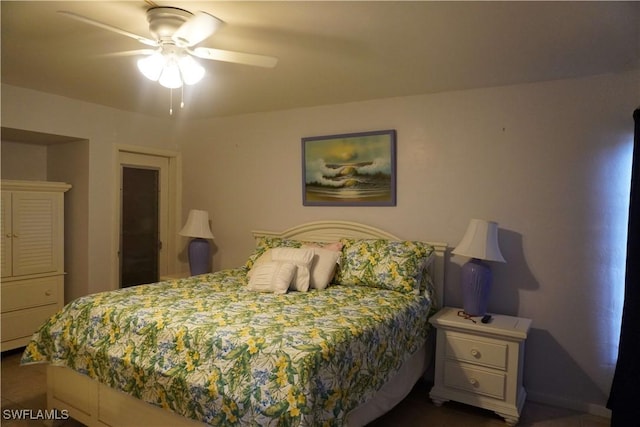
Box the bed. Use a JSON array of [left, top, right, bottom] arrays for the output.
[[21, 220, 446, 427]]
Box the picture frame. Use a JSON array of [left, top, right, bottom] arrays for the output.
[[302, 129, 397, 206]]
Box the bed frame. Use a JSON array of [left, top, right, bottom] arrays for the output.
[[46, 221, 447, 427]]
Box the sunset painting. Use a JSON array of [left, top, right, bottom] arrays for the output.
[[302, 130, 396, 206]]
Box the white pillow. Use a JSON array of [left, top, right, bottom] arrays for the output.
[[247, 261, 296, 294], [247, 249, 273, 278], [306, 247, 341, 290], [271, 247, 314, 292]]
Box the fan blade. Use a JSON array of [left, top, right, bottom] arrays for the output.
[[96, 49, 157, 58], [190, 47, 278, 68], [172, 11, 224, 47], [58, 10, 158, 47]]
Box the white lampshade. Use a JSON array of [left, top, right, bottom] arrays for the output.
[[452, 219, 505, 262], [179, 210, 214, 239]]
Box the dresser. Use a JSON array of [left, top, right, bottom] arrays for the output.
[[1, 180, 71, 351], [429, 307, 532, 426]]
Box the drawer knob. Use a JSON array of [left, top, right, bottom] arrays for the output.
[[45, 290, 52, 296], [469, 378, 479, 387], [470, 349, 480, 358]]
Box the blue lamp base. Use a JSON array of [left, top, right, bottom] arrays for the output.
[[188, 238, 210, 276], [461, 258, 492, 316]]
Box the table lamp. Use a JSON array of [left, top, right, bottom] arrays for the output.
[[452, 219, 506, 316], [179, 209, 214, 276]]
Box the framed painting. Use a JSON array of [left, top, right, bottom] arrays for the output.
[[302, 129, 397, 206]]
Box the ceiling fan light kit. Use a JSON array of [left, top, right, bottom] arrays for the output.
[[58, 4, 278, 114], [137, 48, 205, 89]]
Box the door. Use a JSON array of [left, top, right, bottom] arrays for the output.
[[118, 152, 169, 287]]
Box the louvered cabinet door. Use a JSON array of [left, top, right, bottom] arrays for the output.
[[1, 191, 12, 278], [11, 191, 63, 277]]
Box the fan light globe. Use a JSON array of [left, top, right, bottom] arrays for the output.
[[179, 55, 205, 85], [137, 52, 165, 81], [158, 58, 183, 89]]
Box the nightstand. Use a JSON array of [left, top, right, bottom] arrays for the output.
[[429, 307, 532, 426]]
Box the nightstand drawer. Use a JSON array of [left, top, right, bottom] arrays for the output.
[[444, 361, 506, 400], [445, 333, 508, 370]]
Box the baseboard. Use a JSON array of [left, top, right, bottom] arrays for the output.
[[527, 391, 612, 419]]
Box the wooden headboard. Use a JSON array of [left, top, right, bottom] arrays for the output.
[[252, 220, 446, 307]]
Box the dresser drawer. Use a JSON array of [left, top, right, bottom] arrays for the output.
[[1, 275, 62, 312], [1, 304, 59, 342], [444, 360, 506, 400], [445, 332, 508, 370]]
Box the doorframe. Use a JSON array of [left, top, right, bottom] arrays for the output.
[[111, 145, 182, 290]]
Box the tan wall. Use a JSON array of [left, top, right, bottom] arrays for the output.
[[1, 141, 48, 180], [47, 140, 90, 303]]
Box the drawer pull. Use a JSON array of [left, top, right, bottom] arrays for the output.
[[469, 378, 479, 387], [45, 290, 52, 296], [470, 349, 481, 358]]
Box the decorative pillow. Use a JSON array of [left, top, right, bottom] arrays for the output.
[[247, 262, 296, 294], [303, 246, 342, 290], [335, 239, 434, 294], [271, 247, 315, 292], [245, 237, 303, 271]]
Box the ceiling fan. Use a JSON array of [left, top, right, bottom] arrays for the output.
[[58, 4, 278, 89]]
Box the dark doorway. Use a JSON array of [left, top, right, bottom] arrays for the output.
[[120, 167, 160, 287]]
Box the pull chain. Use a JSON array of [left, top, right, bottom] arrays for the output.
[[168, 87, 185, 115], [169, 88, 173, 115]]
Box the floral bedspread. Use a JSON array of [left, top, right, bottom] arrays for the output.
[[22, 269, 432, 426]]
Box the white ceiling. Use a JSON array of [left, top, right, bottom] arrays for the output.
[[2, 1, 639, 119]]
